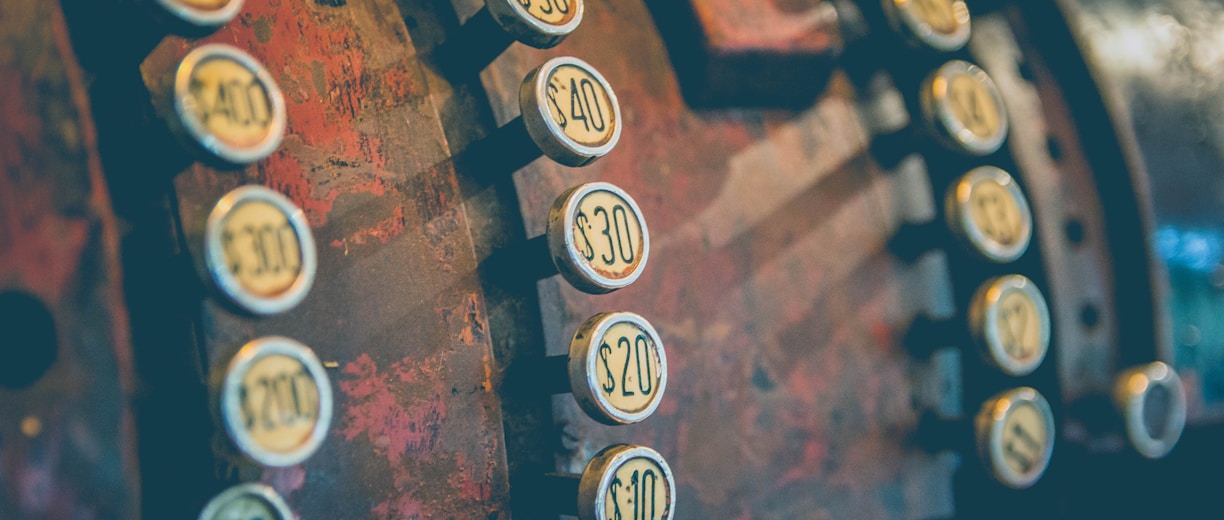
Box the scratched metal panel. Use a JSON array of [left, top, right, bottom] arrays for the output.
[[0, 1, 140, 518], [136, 0, 510, 518]]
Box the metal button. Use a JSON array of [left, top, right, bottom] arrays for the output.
[[975, 386, 1055, 489], [435, 0, 584, 76], [882, 0, 971, 52], [577, 444, 676, 520], [216, 336, 333, 467], [568, 312, 667, 425], [945, 166, 1033, 263], [205, 186, 317, 316], [920, 60, 1008, 156], [487, 0, 584, 49], [969, 275, 1051, 376], [198, 483, 294, 520], [173, 44, 286, 165], [547, 182, 650, 293], [156, 0, 244, 28], [1114, 361, 1187, 459], [521, 56, 622, 167]]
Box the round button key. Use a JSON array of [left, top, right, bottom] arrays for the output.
[[156, 0, 244, 28], [547, 182, 650, 294], [568, 312, 667, 425], [487, 0, 584, 49], [577, 444, 675, 520], [205, 185, 317, 316], [1114, 361, 1187, 459], [969, 275, 1051, 376], [975, 387, 1055, 489], [921, 60, 1008, 156], [217, 336, 333, 467], [173, 44, 286, 164], [946, 166, 1033, 263], [521, 56, 622, 167], [198, 483, 294, 520], [882, 0, 971, 52]]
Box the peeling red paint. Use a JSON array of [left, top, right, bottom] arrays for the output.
[[371, 494, 426, 520], [335, 348, 503, 518], [338, 354, 448, 468], [450, 293, 487, 347], [778, 439, 829, 486], [329, 205, 406, 247], [160, 0, 411, 237]]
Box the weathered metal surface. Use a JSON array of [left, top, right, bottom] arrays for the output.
[[1, 0, 1204, 517], [645, 0, 844, 107], [0, 0, 140, 518], [131, 0, 511, 518]]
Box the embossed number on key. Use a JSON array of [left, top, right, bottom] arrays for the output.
[[605, 457, 668, 520], [546, 64, 616, 148], [518, 0, 576, 25]]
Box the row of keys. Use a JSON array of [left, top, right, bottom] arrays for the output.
[[974, 362, 1189, 488], [207, 311, 671, 467], [201, 318, 673, 516], [479, 9, 678, 519], [201, 179, 650, 317], [167, 53, 632, 307], [162, 47, 623, 172], [158, 2, 673, 517], [871, 2, 1063, 494], [151, 7, 316, 520], [877, 6, 1190, 495], [200, 443, 673, 520]]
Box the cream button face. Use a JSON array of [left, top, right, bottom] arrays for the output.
[[569, 312, 667, 425], [883, 0, 971, 52], [1114, 361, 1187, 459], [521, 56, 622, 167], [205, 186, 317, 316], [156, 0, 244, 27], [487, 0, 584, 48], [547, 182, 650, 294], [921, 60, 1008, 155], [218, 336, 332, 467], [174, 44, 286, 164], [969, 275, 1051, 376], [946, 166, 1033, 263], [198, 483, 294, 520], [578, 445, 675, 520], [975, 387, 1055, 489]]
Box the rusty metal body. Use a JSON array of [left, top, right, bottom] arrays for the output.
[[2, 0, 1223, 518]]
